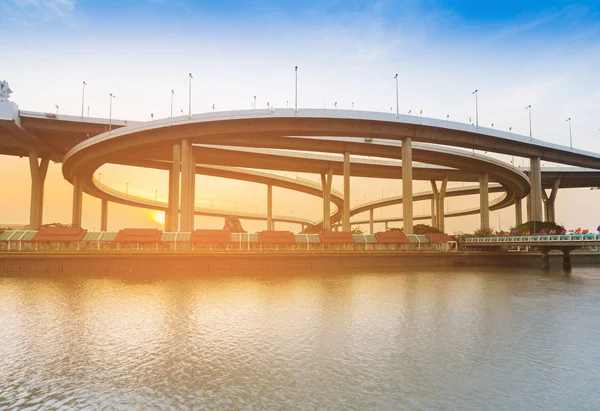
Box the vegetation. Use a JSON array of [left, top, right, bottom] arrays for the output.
[[388, 224, 442, 234], [510, 221, 565, 236], [472, 227, 495, 237], [351, 227, 363, 234]]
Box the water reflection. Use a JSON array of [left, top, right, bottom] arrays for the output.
[[1, 268, 600, 409]]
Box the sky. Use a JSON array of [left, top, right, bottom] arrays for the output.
[[1, 0, 600, 233]]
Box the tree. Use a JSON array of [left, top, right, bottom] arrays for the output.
[[509, 221, 564, 236], [473, 227, 495, 237], [351, 227, 364, 234], [387, 224, 441, 234]]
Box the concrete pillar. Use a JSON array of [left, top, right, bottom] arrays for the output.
[[479, 173, 489, 230], [27, 149, 49, 230], [430, 178, 447, 233], [547, 178, 560, 223], [437, 178, 447, 233], [526, 195, 532, 222], [189, 154, 196, 231], [180, 139, 191, 231], [100, 199, 108, 231], [72, 177, 83, 229], [402, 138, 413, 234], [530, 157, 543, 221], [369, 209, 374, 234], [542, 189, 550, 222], [515, 198, 523, 226], [320, 167, 333, 231], [168, 144, 181, 232], [342, 151, 350, 232], [385, 222, 389, 231], [267, 184, 273, 230]]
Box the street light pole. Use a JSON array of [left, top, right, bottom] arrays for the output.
[[566, 117, 572, 148], [188, 73, 193, 119], [253, 95, 256, 110], [294, 66, 298, 112], [81, 81, 87, 118], [109, 93, 116, 131], [472, 89, 478, 128], [525, 105, 532, 140], [394, 73, 399, 116], [170, 90, 174, 118]]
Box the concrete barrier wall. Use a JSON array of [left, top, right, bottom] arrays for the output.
[[1, 252, 599, 275]]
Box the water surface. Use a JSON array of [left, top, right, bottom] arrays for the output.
[[1, 267, 600, 410]]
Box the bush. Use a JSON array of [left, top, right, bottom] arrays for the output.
[[510, 221, 564, 235]]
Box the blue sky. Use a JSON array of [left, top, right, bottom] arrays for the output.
[[2, 0, 600, 232]]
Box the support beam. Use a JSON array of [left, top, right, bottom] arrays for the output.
[[343, 151, 350, 232], [430, 198, 436, 228], [267, 184, 273, 230], [479, 173, 489, 230], [515, 198, 523, 226], [320, 167, 333, 231], [542, 189, 550, 222], [526, 194, 532, 222], [385, 222, 388, 232], [530, 157, 543, 221], [27, 150, 49, 229], [72, 177, 83, 229], [189, 154, 196, 231], [402, 137, 413, 234], [180, 139, 191, 231], [369, 209, 374, 234], [101, 199, 108, 231], [437, 178, 448, 233], [430, 180, 438, 228], [546, 178, 561, 223], [168, 143, 181, 232]]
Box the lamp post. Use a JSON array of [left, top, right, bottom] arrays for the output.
[[253, 95, 256, 110], [472, 89, 478, 128], [87, 106, 90, 117], [188, 73, 193, 119], [109, 93, 116, 131], [294, 65, 298, 112], [155, 189, 158, 203], [566, 117, 572, 148], [525, 105, 532, 140], [394, 73, 399, 116], [55, 105, 59, 114], [170, 90, 174, 118], [81, 81, 87, 118], [125, 182, 129, 198]]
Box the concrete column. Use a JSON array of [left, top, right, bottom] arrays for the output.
[[27, 149, 49, 229], [437, 178, 447, 233], [547, 178, 560, 223], [542, 189, 550, 222], [180, 139, 191, 231], [385, 222, 389, 231], [479, 173, 489, 230], [430, 180, 438, 228], [101, 199, 108, 231], [402, 138, 413, 234], [369, 209, 374, 234], [526, 195, 532, 222], [168, 144, 181, 232], [515, 198, 523, 226], [72, 177, 83, 229], [267, 184, 273, 230], [320, 167, 333, 231], [343, 152, 351, 232], [530, 157, 543, 221], [189, 154, 196, 231]]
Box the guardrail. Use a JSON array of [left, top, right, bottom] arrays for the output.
[[463, 234, 600, 243]]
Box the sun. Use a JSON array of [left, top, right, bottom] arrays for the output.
[[152, 211, 165, 225]]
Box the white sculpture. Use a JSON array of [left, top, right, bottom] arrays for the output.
[[0, 80, 13, 99]]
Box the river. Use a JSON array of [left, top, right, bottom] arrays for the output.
[[1, 267, 600, 410]]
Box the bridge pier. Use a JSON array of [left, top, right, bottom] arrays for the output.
[[369, 209, 374, 234], [562, 249, 572, 271], [168, 143, 181, 232], [267, 184, 273, 230], [480, 173, 489, 230], [343, 151, 351, 232], [530, 156, 544, 222], [100, 199, 108, 231], [544, 178, 561, 223], [402, 138, 413, 234], [430, 198, 436, 228], [72, 176, 83, 228], [431, 177, 448, 233], [385, 221, 388, 232], [541, 249, 550, 270], [515, 198, 523, 226], [28, 149, 49, 229], [320, 167, 333, 231], [179, 139, 196, 232]]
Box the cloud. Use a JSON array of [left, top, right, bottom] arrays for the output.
[[5, 0, 78, 27]]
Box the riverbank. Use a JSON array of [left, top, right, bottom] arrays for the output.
[[1, 251, 599, 274]]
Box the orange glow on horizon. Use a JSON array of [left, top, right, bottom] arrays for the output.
[[152, 211, 165, 225]]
